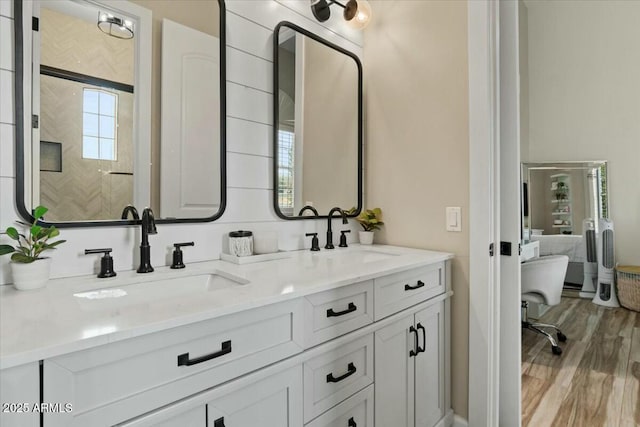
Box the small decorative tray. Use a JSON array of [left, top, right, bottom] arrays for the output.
[[220, 251, 293, 265]]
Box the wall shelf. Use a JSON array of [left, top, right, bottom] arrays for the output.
[[550, 174, 573, 233]]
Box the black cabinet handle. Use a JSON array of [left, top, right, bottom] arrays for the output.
[[327, 302, 357, 317], [409, 326, 419, 357], [177, 340, 232, 366], [405, 280, 425, 291], [348, 417, 357, 427], [417, 323, 426, 354], [327, 362, 357, 383], [214, 417, 225, 427]]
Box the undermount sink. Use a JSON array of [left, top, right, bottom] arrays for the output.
[[73, 272, 247, 308], [313, 248, 400, 263]]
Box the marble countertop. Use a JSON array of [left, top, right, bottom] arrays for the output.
[[0, 245, 453, 369]]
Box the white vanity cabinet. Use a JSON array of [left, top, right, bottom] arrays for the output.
[[43, 299, 304, 426], [305, 385, 374, 427], [119, 405, 205, 427], [303, 334, 374, 422], [302, 280, 374, 348], [2, 251, 452, 427], [375, 301, 446, 427], [117, 364, 302, 427], [205, 365, 302, 427], [374, 263, 445, 321], [0, 362, 40, 427]]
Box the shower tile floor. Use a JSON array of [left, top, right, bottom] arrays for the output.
[[522, 297, 639, 427]]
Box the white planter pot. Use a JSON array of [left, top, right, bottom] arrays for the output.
[[11, 258, 51, 291], [359, 231, 374, 245]]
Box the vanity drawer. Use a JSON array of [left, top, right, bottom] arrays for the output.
[[305, 384, 374, 427], [303, 280, 374, 348], [43, 299, 304, 427], [374, 262, 445, 320], [303, 334, 374, 423]]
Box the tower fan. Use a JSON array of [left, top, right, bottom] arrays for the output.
[[580, 219, 597, 298], [593, 218, 620, 307]]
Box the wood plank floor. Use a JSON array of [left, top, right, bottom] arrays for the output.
[[522, 297, 640, 427]]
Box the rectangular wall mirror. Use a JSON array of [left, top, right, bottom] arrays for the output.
[[522, 161, 609, 240], [14, 0, 226, 226], [273, 21, 362, 219]]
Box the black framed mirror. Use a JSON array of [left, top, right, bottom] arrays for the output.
[[13, 0, 226, 227], [273, 21, 363, 220]]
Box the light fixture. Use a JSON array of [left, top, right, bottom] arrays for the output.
[[310, 0, 372, 29], [97, 12, 134, 39]]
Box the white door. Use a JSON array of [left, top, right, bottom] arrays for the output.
[[206, 366, 302, 427], [499, 1, 523, 426], [374, 314, 415, 427], [414, 303, 445, 427], [160, 19, 220, 218]]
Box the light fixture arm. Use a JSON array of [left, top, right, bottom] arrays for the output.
[[327, 0, 347, 9], [310, 0, 370, 28]]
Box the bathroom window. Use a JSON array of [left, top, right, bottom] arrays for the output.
[[278, 130, 295, 212], [82, 89, 117, 161]]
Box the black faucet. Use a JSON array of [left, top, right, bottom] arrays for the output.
[[121, 204, 140, 220], [298, 205, 319, 217], [137, 207, 157, 273], [325, 207, 348, 249]]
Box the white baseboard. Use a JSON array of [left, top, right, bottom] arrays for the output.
[[453, 414, 469, 427]]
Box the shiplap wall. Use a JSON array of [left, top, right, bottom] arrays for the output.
[[0, 0, 363, 285]]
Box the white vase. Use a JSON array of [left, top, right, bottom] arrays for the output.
[[11, 258, 51, 291], [359, 231, 374, 245]]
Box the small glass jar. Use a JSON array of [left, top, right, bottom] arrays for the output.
[[229, 231, 253, 257]]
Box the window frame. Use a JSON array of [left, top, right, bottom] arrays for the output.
[[82, 88, 118, 161]]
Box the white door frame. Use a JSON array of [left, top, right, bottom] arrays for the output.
[[468, 1, 525, 425], [498, 0, 522, 425], [467, 0, 502, 426]]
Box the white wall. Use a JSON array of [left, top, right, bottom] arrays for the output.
[[0, 0, 362, 285], [364, 0, 469, 418], [523, 0, 640, 264]]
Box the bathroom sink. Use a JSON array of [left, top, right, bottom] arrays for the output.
[[138, 273, 245, 293], [73, 272, 247, 308], [312, 248, 400, 264]]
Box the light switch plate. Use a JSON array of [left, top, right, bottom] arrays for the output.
[[446, 207, 462, 232]]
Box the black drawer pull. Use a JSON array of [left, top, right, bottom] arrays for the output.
[[409, 326, 419, 357], [327, 362, 357, 383], [417, 322, 426, 354], [348, 417, 357, 427], [404, 280, 425, 291], [214, 417, 225, 427], [177, 340, 232, 366], [327, 302, 357, 317]]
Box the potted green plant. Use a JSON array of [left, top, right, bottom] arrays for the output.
[[0, 206, 66, 290], [348, 207, 384, 245]]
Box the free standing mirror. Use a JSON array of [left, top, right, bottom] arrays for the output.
[[14, 0, 226, 226], [273, 21, 362, 219], [521, 161, 609, 240]]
